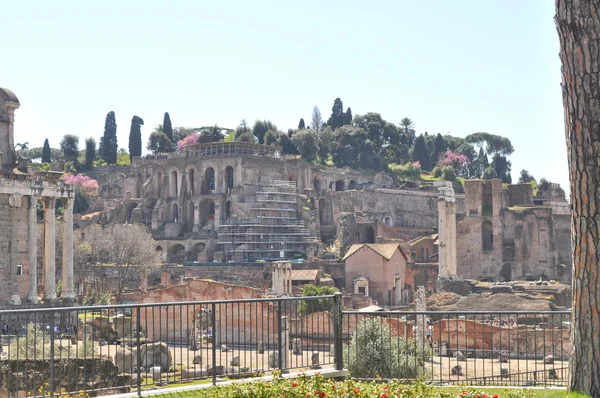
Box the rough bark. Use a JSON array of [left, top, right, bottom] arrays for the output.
[[556, 1, 600, 395]]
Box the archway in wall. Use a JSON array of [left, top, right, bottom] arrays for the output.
[[314, 177, 321, 193], [500, 263, 512, 281], [384, 216, 393, 226], [171, 202, 179, 222], [199, 199, 216, 227], [155, 245, 164, 261], [156, 172, 163, 196], [126, 202, 138, 223], [335, 180, 345, 191], [318, 198, 332, 225], [359, 226, 375, 244], [348, 180, 357, 190], [188, 243, 206, 262], [170, 170, 179, 197], [482, 221, 493, 251], [187, 201, 195, 223], [225, 166, 234, 190], [167, 244, 186, 263], [188, 169, 196, 195], [203, 168, 215, 193]]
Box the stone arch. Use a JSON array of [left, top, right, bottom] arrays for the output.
[[383, 215, 393, 226], [500, 263, 512, 281], [167, 244, 186, 263], [225, 200, 231, 220], [199, 198, 216, 227], [203, 167, 215, 194], [125, 202, 138, 222], [225, 165, 234, 190], [318, 198, 333, 226], [171, 202, 179, 222], [314, 177, 321, 193], [155, 245, 164, 261], [188, 243, 206, 262], [482, 220, 493, 251], [359, 226, 375, 244], [186, 166, 198, 195], [348, 180, 357, 190], [169, 168, 180, 197], [155, 169, 165, 196], [335, 180, 345, 191]]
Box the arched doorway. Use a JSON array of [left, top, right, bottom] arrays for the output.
[[167, 244, 186, 263], [171, 202, 179, 222], [383, 216, 393, 226], [188, 243, 206, 262], [348, 180, 357, 190], [199, 199, 216, 227], [335, 180, 345, 191], [482, 221, 493, 251], [170, 170, 179, 197], [203, 168, 215, 194], [500, 263, 512, 281], [359, 226, 375, 243], [225, 200, 231, 220], [225, 166, 234, 190]]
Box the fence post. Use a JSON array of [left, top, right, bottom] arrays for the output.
[[277, 301, 283, 371], [136, 306, 142, 397], [211, 302, 217, 386], [49, 310, 55, 397], [333, 292, 343, 371]]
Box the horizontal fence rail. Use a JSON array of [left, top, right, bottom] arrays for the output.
[[0, 295, 571, 396]]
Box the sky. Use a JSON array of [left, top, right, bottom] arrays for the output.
[[1, 1, 568, 192]]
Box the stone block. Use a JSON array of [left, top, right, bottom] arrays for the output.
[[544, 355, 554, 364], [114, 347, 137, 373], [230, 356, 240, 366], [257, 341, 264, 354], [292, 338, 302, 355], [490, 285, 513, 294], [437, 277, 472, 296], [193, 355, 202, 365], [207, 365, 225, 376], [500, 367, 509, 378], [268, 351, 278, 368], [451, 365, 462, 376], [498, 351, 509, 363], [181, 367, 208, 379], [139, 342, 172, 371], [150, 366, 161, 380], [456, 351, 465, 361]]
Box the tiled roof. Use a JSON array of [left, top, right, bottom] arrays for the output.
[[343, 243, 407, 261], [290, 269, 319, 281], [408, 234, 438, 246]]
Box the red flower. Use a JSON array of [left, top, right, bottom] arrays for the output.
[[492, 396, 499, 398], [381, 394, 388, 398], [292, 382, 298, 387], [353, 387, 360, 393], [384, 386, 389, 390]]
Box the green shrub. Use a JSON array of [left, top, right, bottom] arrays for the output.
[[345, 317, 432, 379], [441, 166, 457, 182], [432, 166, 442, 178], [297, 284, 338, 316], [389, 162, 421, 181]]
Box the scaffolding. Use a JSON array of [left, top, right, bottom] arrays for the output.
[[218, 180, 318, 262]]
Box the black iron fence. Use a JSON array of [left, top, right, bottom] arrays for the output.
[[0, 294, 570, 397]]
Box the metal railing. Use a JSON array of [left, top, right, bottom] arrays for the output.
[[342, 309, 571, 387], [0, 294, 571, 396]]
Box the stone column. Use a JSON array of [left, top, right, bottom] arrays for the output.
[[193, 202, 201, 232], [8, 194, 23, 305], [43, 197, 57, 301], [61, 198, 75, 299], [28, 196, 39, 303], [434, 181, 457, 278], [415, 286, 426, 348]]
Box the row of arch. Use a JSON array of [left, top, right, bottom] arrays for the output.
[[156, 242, 212, 263], [159, 198, 232, 225], [155, 165, 235, 198], [314, 177, 359, 193]]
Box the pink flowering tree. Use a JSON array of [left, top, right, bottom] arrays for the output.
[[439, 150, 470, 171], [63, 173, 99, 196], [177, 133, 200, 152]]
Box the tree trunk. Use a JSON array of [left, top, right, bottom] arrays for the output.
[[556, 1, 600, 395]]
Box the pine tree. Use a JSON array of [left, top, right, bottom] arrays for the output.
[[163, 112, 173, 144], [42, 138, 51, 163], [298, 118, 306, 130], [128, 115, 144, 161], [102, 111, 118, 164], [84, 138, 96, 170]]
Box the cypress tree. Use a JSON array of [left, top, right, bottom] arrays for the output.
[[128, 115, 144, 161], [298, 118, 306, 130], [42, 138, 51, 163], [432, 133, 445, 165], [327, 98, 345, 130], [85, 138, 96, 170], [163, 112, 173, 144], [411, 134, 431, 171], [344, 107, 353, 125], [102, 111, 118, 164]]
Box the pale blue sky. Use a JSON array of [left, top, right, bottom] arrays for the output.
[[1, 1, 568, 191]]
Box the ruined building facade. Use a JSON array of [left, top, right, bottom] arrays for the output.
[[0, 88, 75, 306]]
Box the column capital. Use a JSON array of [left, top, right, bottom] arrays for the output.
[[62, 197, 72, 209], [42, 197, 56, 209]]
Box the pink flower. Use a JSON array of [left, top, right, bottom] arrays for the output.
[[440, 150, 470, 169], [177, 133, 199, 151], [412, 161, 421, 168], [63, 173, 99, 196]]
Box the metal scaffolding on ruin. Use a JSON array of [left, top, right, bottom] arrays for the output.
[[218, 179, 318, 262]]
